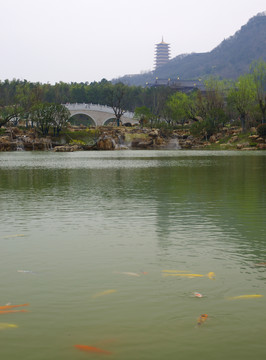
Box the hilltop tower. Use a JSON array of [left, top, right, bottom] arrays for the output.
[[154, 37, 170, 69]]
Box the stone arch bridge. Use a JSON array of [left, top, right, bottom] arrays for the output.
[[64, 103, 138, 127]]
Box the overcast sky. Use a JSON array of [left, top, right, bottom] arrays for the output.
[[0, 0, 265, 84]]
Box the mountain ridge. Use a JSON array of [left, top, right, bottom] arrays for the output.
[[114, 12, 266, 86]]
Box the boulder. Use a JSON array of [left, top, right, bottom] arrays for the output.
[[53, 144, 82, 152], [148, 130, 159, 138], [209, 135, 217, 143], [96, 135, 116, 150], [257, 143, 266, 150], [131, 138, 153, 149]]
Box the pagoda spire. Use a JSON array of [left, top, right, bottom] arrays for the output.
[[154, 37, 170, 69]]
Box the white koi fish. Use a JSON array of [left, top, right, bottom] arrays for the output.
[[114, 271, 140, 277]]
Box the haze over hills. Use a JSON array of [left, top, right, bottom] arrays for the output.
[[115, 12, 266, 86]]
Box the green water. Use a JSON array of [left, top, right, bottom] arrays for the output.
[[0, 150, 265, 360]]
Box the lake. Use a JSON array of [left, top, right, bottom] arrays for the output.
[[0, 150, 265, 360]]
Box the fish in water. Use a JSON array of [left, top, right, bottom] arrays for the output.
[[193, 292, 203, 298], [92, 290, 117, 298], [0, 303, 29, 310], [163, 273, 204, 278], [0, 323, 18, 330], [163, 272, 215, 279], [75, 344, 112, 355], [115, 271, 140, 277], [2, 234, 25, 239], [227, 294, 264, 300], [255, 262, 266, 266], [17, 270, 33, 273], [162, 270, 191, 273], [207, 272, 216, 279], [0, 310, 28, 314], [197, 314, 208, 326]]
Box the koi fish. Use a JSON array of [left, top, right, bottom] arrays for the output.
[[193, 292, 203, 298], [162, 270, 191, 273], [163, 273, 204, 278], [115, 271, 140, 277], [0, 310, 28, 314], [75, 344, 112, 355], [17, 270, 33, 273], [2, 234, 25, 239], [92, 290, 117, 298], [0, 323, 18, 330], [207, 272, 216, 280], [0, 303, 29, 310], [163, 272, 215, 279], [197, 314, 208, 326], [227, 294, 264, 300], [255, 262, 266, 266]]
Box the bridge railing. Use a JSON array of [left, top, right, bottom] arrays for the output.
[[63, 103, 134, 119]]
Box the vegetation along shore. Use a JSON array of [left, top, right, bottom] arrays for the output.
[[0, 60, 265, 152]]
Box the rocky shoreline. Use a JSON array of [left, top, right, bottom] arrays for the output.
[[0, 126, 265, 152]]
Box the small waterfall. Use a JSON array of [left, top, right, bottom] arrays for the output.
[[16, 140, 25, 151], [166, 138, 181, 149]]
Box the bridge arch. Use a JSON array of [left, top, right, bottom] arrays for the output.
[[103, 118, 117, 126], [64, 103, 138, 127], [69, 112, 96, 127]]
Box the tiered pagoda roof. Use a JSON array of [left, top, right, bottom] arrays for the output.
[[154, 37, 171, 69]]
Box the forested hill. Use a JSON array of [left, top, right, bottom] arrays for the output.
[[115, 12, 266, 86]]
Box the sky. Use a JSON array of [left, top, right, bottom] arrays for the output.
[[0, 0, 265, 84]]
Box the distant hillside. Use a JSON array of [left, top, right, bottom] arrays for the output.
[[115, 12, 266, 86]]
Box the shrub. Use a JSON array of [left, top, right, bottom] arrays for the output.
[[257, 124, 266, 137]]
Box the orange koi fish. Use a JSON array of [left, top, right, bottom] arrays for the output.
[[0, 310, 28, 314], [92, 290, 117, 298], [0, 303, 29, 310], [75, 344, 112, 355], [197, 314, 208, 326]]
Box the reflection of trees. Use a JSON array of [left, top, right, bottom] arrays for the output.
[[1, 154, 265, 260]]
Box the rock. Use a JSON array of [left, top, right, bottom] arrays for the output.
[[249, 135, 259, 141], [257, 137, 265, 143], [229, 136, 239, 143], [183, 140, 193, 148], [148, 130, 159, 138], [257, 143, 266, 150], [155, 136, 165, 146], [53, 145, 81, 152], [96, 135, 116, 150], [131, 138, 153, 149]]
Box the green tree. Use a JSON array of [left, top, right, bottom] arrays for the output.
[[106, 83, 127, 126], [250, 59, 266, 124], [165, 92, 190, 126], [31, 103, 54, 135], [0, 104, 23, 128], [52, 104, 70, 136], [190, 78, 229, 138], [134, 106, 153, 128], [227, 74, 256, 132]]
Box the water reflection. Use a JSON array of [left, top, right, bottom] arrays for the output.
[[0, 151, 266, 360]]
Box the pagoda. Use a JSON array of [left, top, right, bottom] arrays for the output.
[[154, 37, 170, 69]]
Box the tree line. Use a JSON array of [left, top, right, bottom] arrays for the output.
[[0, 59, 265, 137]]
